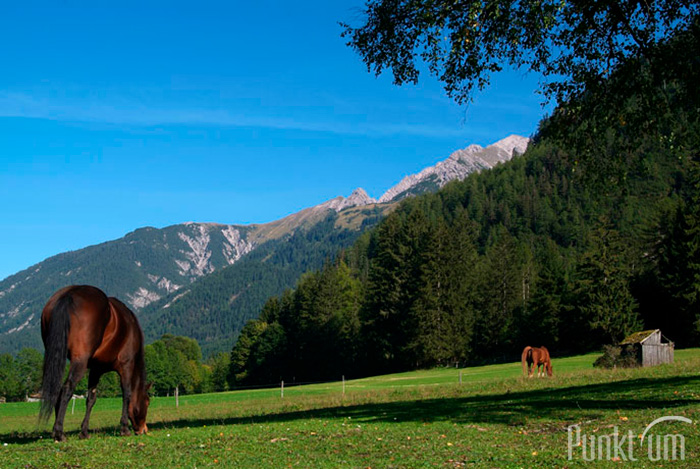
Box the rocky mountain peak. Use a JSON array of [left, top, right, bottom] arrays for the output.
[[491, 134, 529, 156], [448, 144, 483, 161], [318, 188, 377, 212], [345, 188, 375, 206], [378, 135, 529, 203]]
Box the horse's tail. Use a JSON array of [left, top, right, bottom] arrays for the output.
[[39, 293, 73, 422], [521, 346, 532, 376]]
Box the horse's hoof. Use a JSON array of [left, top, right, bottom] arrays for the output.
[[53, 433, 67, 443], [79, 432, 90, 440], [121, 429, 132, 437]]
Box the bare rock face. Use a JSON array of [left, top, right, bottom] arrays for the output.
[[127, 288, 162, 309], [178, 224, 214, 277], [378, 135, 529, 203], [221, 226, 254, 265], [491, 134, 530, 157]]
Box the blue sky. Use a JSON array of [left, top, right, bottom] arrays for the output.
[[0, 1, 550, 281]]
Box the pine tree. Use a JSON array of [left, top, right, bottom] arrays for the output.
[[656, 162, 700, 345], [577, 221, 642, 343], [361, 213, 412, 372], [245, 323, 287, 384], [474, 226, 521, 359], [228, 319, 268, 386], [407, 218, 452, 367], [520, 239, 570, 348], [408, 212, 479, 367]]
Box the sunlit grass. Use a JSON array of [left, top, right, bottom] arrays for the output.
[[2, 349, 699, 467]]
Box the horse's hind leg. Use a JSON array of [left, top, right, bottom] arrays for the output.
[[118, 367, 133, 436], [52, 360, 87, 442], [79, 369, 103, 439]]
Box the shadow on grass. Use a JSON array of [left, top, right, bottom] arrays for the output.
[[149, 375, 700, 430], [4, 375, 698, 445]]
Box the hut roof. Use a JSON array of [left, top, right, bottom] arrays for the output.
[[620, 329, 659, 345]]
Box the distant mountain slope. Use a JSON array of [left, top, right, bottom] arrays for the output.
[[0, 135, 527, 356], [0, 198, 393, 355], [139, 206, 391, 357], [0, 222, 253, 351]]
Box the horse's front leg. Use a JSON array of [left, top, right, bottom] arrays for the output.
[[80, 370, 103, 439], [53, 360, 87, 442]]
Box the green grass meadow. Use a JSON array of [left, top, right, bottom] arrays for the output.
[[1, 350, 699, 468]]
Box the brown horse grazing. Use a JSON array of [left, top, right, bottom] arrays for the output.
[[40, 285, 150, 441], [521, 346, 553, 378]]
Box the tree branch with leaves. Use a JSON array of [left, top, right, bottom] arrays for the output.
[[341, 0, 698, 104]]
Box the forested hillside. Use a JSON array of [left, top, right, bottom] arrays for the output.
[[140, 210, 388, 356], [230, 17, 700, 385], [0, 195, 390, 356]]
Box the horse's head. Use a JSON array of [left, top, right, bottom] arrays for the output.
[[129, 382, 151, 435], [547, 362, 553, 377]]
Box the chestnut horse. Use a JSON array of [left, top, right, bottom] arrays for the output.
[[40, 285, 150, 441], [521, 346, 553, 378]]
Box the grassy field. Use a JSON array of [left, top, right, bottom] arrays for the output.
[[1, 350, 699, 468]]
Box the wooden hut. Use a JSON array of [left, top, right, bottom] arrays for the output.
[[620, 329, 674, 367]]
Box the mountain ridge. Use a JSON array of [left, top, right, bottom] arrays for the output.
[[0, 134, 528, 355], [378, 134, 529, 203]]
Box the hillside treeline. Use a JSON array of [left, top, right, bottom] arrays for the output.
[[229, 18, 700, 385], [0, 335, 230, 402]]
